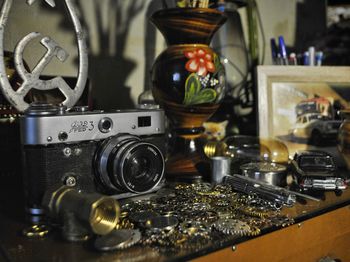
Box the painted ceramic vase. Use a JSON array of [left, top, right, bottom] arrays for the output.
[[151, 8, 227, 181], [338, 110, 350, 169]]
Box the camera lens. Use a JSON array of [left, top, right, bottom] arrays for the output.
[[95, 134, 164, 194], [116, 142, 164, 193], [131, 157, 150, 178]]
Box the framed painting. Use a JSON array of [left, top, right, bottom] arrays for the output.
[[257, 66, 350, 164]]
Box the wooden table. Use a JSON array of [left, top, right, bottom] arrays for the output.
[[1, 185, 350, 261]]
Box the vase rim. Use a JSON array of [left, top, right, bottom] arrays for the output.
[[151, 7, 225, 19], [150, 7, 227, 46]]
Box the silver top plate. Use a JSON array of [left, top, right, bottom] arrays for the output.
[[20, 109, 165, 145]]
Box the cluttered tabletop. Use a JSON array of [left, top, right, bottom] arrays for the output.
[[1, 174, 350, 262], [1, 0, 350, 261]]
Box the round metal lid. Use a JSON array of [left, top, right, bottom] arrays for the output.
[[94, 229, 141, 251]]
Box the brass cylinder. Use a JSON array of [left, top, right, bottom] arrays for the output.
[[203, 141, 228, 158], [43, 187, 120, 236]]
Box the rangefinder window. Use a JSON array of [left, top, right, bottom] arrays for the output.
[[138, 116, 151, 127]]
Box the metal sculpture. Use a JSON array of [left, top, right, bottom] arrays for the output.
[[0, 0, 88, 112]]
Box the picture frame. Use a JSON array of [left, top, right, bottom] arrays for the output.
[[257, 65, 350, 163]]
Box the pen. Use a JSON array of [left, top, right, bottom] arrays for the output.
[[316, 51, 323, 66], [296, 53, 303, 65], [270, 38, 278, 65], [308, 46, 315, 66], [303, 51, 310, 66], [289, 53, 297, 65], [278, 36, 289, 65]]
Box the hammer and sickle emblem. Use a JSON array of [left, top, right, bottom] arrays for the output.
[[0, 0, 88, 112], [14, 32, 75, 99]]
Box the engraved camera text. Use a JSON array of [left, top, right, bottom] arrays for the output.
[[69, 121, 94, 133]]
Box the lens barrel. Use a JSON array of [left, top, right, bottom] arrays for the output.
[[95, 134, 164, 194]]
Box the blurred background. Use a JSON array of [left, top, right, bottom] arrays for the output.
[[2, 0, 349, 133]]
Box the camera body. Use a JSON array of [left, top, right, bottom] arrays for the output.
[[20, 104, 166, 214]]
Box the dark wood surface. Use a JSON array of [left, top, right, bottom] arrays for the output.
[[1, 185, 350, 261], [193, 206, 350, 262]]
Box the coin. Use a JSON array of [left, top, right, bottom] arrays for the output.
[[128, 210, 159, 225], [145, 215, 178, 231], [94, 229, 140, 251]]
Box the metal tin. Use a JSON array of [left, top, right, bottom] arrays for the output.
[[240, 162, 287, 186], [211, 156, 232, 184]]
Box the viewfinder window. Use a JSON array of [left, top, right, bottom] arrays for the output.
[[138, 116, 151, 127]]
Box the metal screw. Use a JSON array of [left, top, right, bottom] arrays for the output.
[[131, 125, 136, 129], [298, 223, 302, 228], [232, 245, 236, 252], [47, 136, 53, 142], [58, 131, 68, 141], [65, 176, 76, 187], [74, 148, 82, 156], [63, 147, 72, 157]]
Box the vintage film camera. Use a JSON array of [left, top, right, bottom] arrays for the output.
[[20, 103, 166, 215]]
